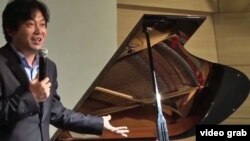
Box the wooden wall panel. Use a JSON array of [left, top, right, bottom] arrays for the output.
[[214, 13, 250, 65], [117, 0, 218, 12], [218, 0, 250, 13]]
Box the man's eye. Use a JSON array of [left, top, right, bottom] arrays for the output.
[[26, 22, 34, 26], [40, 23, 46, 27]]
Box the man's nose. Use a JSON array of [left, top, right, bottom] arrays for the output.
[[34, 25, 41, 34]]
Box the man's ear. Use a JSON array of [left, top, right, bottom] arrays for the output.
[[5, 27, 16, 37]]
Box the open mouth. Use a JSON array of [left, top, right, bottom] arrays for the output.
[[32, 36, 42, 45]]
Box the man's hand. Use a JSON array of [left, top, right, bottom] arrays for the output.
[[29, 77, 51, 102], [102, 115, 129, 137]]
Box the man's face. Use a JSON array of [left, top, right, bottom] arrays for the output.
[[11, 10, 47, 53]]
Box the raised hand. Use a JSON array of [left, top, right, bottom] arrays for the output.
[[29, 77, 51, 102]]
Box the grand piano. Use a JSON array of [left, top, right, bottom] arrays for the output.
[[51, 14, 250, 141]]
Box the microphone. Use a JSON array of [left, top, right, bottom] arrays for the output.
[[38, 48, 48, 119], [38, 48, 48, 81]]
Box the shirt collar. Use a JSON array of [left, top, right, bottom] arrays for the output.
[[10, 44, 39, 69]]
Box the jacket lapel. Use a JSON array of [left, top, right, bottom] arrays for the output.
[[0, 44, 30, 88]]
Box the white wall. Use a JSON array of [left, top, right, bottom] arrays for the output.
[[0, 0, 117, 137], [0, 0, 9, 45]]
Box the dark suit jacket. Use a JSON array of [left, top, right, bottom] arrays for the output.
[[0, 44, 103, 141]]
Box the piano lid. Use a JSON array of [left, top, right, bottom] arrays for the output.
[[52, 14, 250, 141]]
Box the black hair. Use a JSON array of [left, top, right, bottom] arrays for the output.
[[2, 0, 50, 42]]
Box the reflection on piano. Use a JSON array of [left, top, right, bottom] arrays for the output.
[[51, 14, 250, 141]]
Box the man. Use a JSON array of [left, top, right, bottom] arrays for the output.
[[0, 0, 129, 141]]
